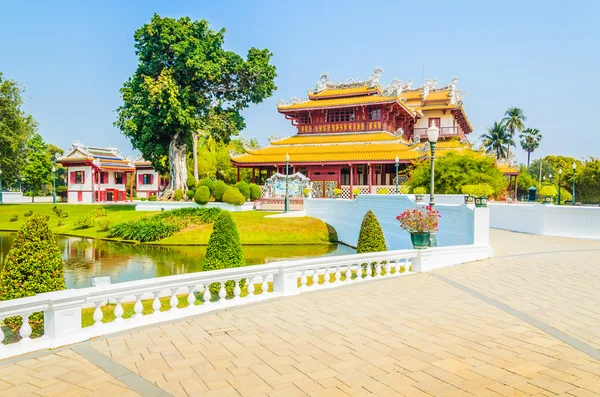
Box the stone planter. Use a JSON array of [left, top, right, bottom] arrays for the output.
[[474, 196, 488, 208], [415, 194, 425, 203], [410, 232, 431, 249], [542, 196, 553, 204], [464, 195, 474, 205]]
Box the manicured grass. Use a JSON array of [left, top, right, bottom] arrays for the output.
[[0, 204, 335, 245]]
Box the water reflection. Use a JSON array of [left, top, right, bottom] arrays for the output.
[[0, 232, 354, 289]]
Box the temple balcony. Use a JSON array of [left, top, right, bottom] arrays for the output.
[[413, 126, 465, 140]]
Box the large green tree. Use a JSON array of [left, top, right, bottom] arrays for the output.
[[0, 73, 37, 186], [519, 127, 542, 167], [502, 107, 526, 158], [481, 121, 513, 159], [22, 134, 53, 201], [116, 14, 277, 199]]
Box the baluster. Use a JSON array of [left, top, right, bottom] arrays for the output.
[[203, 284, 212, 305], [375, 262, 382, 278], [233, 279, 241, 300], [324, 267, 331, 285], [312, 269, 320, 287], [133, 295, 143, 319], [345, 264, 352, 281], [19, 313, 32, 341], [0, 317, 6, 348], [393, 260, 400, 274], [300, 270, 308, 289], [261, 275, 269, 295], [187, 285, 197, 308], [365, 263, 373, 280], [152, 291, 161, 314], [93, 301, 104, 326], [218, 282, 227, 303], [385, 261, 391, 277], [405, 260, 411, 273], [247, 277, 256, 298], [169, 289, 179, 311], [354, 263, 362, 281], [114, 298, 124, 322], [334, 266, 342, 284]]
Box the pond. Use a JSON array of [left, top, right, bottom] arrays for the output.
[[0, 232, 355, 289]]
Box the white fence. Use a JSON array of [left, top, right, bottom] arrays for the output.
[[136, 201, 254, 212], [489, 203, 600, 240], [0, 244, 492, 359], [1, 192, 54, 203], [305, 195, 489, 250]]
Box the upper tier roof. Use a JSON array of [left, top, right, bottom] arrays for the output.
[[57, 142, 135, 171]]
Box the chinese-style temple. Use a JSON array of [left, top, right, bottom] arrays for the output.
[[231, 69, 474, 198]]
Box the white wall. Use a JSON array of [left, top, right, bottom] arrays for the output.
[[136, 170, 160, 197], [66, 165, 93, 192], [489, 203, 600, 240], [413, 110, 456, 129], [136, 201, 254, 212], [67, 191, 93, 203], [305, 195, 482, 250]]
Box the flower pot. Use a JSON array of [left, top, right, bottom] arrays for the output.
[[415, 194, 425, 202], [542, 196, 553, 204], [410, 232, 430, 249], [474, 196, 488, 208], [464, 195, 474, 205]]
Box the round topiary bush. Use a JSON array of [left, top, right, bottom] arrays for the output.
[[0, 214, 66, 331], [212, 180, 229, 202], [195, 186, 211, 205], [200, 178, 214, 192], [174, 189, 184, 201], [186, 189, 195, 200], [203, 211, 245, 298], [234, 181, 250, 200], [223, 188, 246, 206], [356, 210, 387, 253], [249, 183, 262, 200]]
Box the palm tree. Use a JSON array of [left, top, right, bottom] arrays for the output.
[[481, 122, 514, 159], [502, 107, 526, 158], [519, 128, 542, 168]]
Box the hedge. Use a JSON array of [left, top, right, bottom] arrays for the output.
[[249, 183, 262, 200]]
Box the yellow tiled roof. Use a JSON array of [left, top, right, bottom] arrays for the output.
[[269, 131, 401, 146], [278, 95, 399, 110], [399, 90, 422, 100], [415, 104, 459, 111], [424, 90, 450, 101], [497, 164, 521, 175], [309, 86, 380, 98]]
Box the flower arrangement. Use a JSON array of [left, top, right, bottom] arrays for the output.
[[396, 206, 440, 234], [333, 188, 342, 197], [352, 188, 361, 196], [377, 188, 389, 194]]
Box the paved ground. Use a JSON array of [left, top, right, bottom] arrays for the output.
[[1, 229, 600, 396]]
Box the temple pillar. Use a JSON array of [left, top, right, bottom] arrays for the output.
[[349, 164, 354, 199], [252, 168, 256, 184], [237, 167, 241, 183], [368, 164, 373, 194], [514, 175, 518, 201], [129, 172, 133, 202]]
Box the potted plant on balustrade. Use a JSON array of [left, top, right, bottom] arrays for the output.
[[377, 188, 389, 194], [538, 185, 557, 204], [333, 188, 342, 199], [472, 184, 493, 208], [396, 206, 441, 249], [352, 188, 361, 198], [303, 188, 312, 199], [461, 184, 476, 204], [413, 187, 426, 202]]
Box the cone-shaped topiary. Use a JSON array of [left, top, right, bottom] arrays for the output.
[[195, 186, 211, 205], [0, 214, 66, 331], [203, 211, 245, 298], [356, 210, 387, 253], [212, 180, 229, 202]]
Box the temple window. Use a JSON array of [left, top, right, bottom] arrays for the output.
[[300, 113, 310, 124], [115, 172, 124, 184], [326, 109, 355, 122], [368, 108, 381, 120], [75, 171, 84, 184]]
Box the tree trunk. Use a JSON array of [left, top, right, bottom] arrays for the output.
[[161, 132, 188, 200], [527, 151, 531, 168], [192, 132, 199, 183]]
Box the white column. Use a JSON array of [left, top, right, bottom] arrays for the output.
[[473, 207, 490, 246]]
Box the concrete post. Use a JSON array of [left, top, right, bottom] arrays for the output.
[[473, 207, 490, 246], [44, 293, 86, 343], [273, 265, 299, 296]]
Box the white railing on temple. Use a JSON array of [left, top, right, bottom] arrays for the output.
[[0, 244, 492, 359], [340, 185, 408, 199]]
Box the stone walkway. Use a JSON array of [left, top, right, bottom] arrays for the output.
[[1, 229, 600, 396]]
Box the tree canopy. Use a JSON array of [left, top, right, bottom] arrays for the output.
[[481, 122, 513, 159], [22, 134, 53, 201], [519, 128, 542, 167], [0, 73, 37, 185], [115, 14, 277, 196]]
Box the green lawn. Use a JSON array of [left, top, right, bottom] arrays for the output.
[[0, 204, 335, 245]]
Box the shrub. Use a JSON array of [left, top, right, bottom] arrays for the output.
[[57, 219, 64, 227], [24, 210, 33, 217], [249, 184, 262, 200], [139, 197, 148, 201], [222, 188, 246, 206], [203, 211, 245, 298], [212, 180, 229, 202], [93, 208, 107, 217], [186, 189, 195, 200], [559, 187, 573, 203], [0, 215, 66, 331], [399, 185, 411, 194], [234, 181, 250, 201], [352, 188, 361, 196], [413, 187, 427, 194], [9, 215, 18, 222], [98, 219, 113, 232], [76, 212, 96, 229], [195, 186, 211, 205], [186, 173, 196, 190], [461, 184, 476, 196], [304, 188, 312, 197], [377, 188, 389, 194], [52, 206, 63, 217], [539, 185, 558, 197], [333, 188, 342, 196], [60, 212, 69, 218], [174, 189, 184, 201], [148, 195, 157, 201], [472, 183, 494, 197], [200, 178, 214, 192], [356, 210, 387, 253]]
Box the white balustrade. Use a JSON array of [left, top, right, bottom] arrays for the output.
[[0, 244, 493, 359]]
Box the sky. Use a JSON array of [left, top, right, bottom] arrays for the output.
[[1, 0, 599, 164]]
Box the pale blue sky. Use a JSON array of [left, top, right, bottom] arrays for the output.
[[1, 0, 598, 164]]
